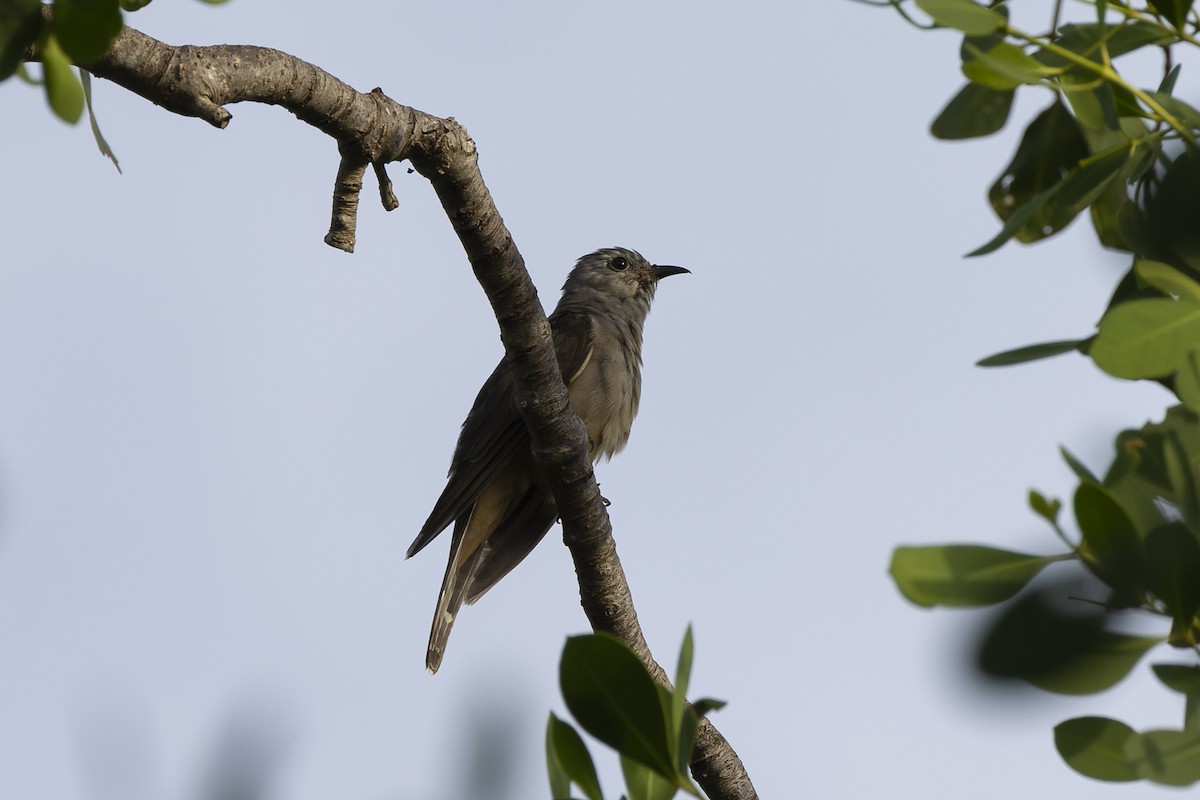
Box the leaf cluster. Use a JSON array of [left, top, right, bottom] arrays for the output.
[[879, 0, 1200, 787], [546, 628, 725, 800], [1, 0, 225, 124], [890, 408, 1200, 785]]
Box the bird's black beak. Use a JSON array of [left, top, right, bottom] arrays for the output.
[[652, 264, 691, 280]]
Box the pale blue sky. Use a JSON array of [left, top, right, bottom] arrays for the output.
[[0, 1, 1183, 798]]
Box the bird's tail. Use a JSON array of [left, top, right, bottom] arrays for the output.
[[425, 519, 488, 674]]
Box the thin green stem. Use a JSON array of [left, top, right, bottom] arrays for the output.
[[1006, 24, 1200, 149], [1085, 0, 1200, 47]]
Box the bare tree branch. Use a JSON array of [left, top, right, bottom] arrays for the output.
[[77, 25, 756, 800]]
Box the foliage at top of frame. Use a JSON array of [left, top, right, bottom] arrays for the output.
[[882, 0, 1200, 788]]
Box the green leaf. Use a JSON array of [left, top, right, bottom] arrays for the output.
[[984, 100, 1090, 244], [620, 755, 679, 800], [1174, 348, 1200, 412], [978, 589, 1161, 694], [1160, 64, 1183, 96], [962, 42, 1049, 90], [1056, 716, 1140, 782], [1136, 260, 1200, 303], [966, 185, 1055, 256], [1144, 523, 1200, 646], [1092, 296, 1200, 379], [1055, 145, 1131, 211], [1037, 22, 1175, 71], [39, 32, 83, 123], [914, 0, 1004, 35], [1147, 0, 1194, 30], [1061, 446, 1099, 483], [560, 634, 677, 780], [976, 338, 1086, 366], [0, 0, 42, 81], [1164, 431, 1200, 527], [1146, 91, 1200, 134], [547, 714, 604, 800], [1153, 663, 1200, 696], [1154, 663, 1200, 730], [671, 627, 693, 777], [547, 716, 575, 800], [52, 0, 122, 64], [1029, 489, 1062, 526], [690, 698, 726, 718], [119, 0, 153, 9], [1074, 482, 1143, 594], [1127, 729, 1200, 786], [889, 545, 1067, 608], [931, 82, 1014, 140]]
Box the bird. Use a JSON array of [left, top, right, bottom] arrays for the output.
[[406, 247, 689, 673]]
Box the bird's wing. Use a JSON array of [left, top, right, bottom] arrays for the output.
[[406, 311, 596, 559], [464, 485, 560, 604], [407, 360, 526, 558], [548, 308, 595, 384]]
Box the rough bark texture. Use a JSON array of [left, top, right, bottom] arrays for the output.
[[75, 25, 757, 800]]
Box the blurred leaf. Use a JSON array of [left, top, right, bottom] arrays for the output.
[[915, 0, 1004, 35], [1104, 428, 1182, 546], [670, 627, 692, 777], [1135, 260, 1200, 302], [690, 698, 726, 718], [962, 42, 1049, 90], [978, 589, 1161, 694], [1144, 523, 1200, 646], [1175, 349, 1200, 412], [119, 0, 153, 9], [0, 0, 41, 81], [1153, 663, 1200, 696], [890, 545, 1067, 607], [52, 0, 122, 63], [1029, 489, 1062, 526], [976, 338, 1087, 366], [1036, 22, 1175, 70], [39, 32, 83, 123], [1062, 446, 1100, 483], [1146, 91, 1200, 134], [1147, 0, 1194, 30], [1092, 297, 1200, 379], [1160, 64, 1182, 96], [1056, 146, 1131, 211], [931, 82, 1014, 140], [1154, 663, 1200, 730], [1074, 482, 1143, 594], [1090, 177, 1134, 251], [560, 634, 676, 780], [1126, 729, 1200, 786], [547, 714, 604, 800], [1062, 72, 1121, 131], [1055, 716, 1140, 782], [1163, 431, 1200, 527], [966, 185, 1054, 256], [1138, 151, 1200, 270], [620, 755, 678, 800]]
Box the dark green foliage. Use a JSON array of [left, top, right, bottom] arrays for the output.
[[547, 628, 723, 800], [879, 0, 1200, 786]]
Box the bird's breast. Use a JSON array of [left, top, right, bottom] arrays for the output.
[[567, 335, 642, 461]]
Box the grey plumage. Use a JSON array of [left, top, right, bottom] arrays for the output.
[[407, 247, 689, 673]]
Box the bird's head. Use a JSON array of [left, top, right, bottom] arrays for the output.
[[561, 247, 689, 306]]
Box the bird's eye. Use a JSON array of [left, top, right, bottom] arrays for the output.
[[610, 256, 628, 271]]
